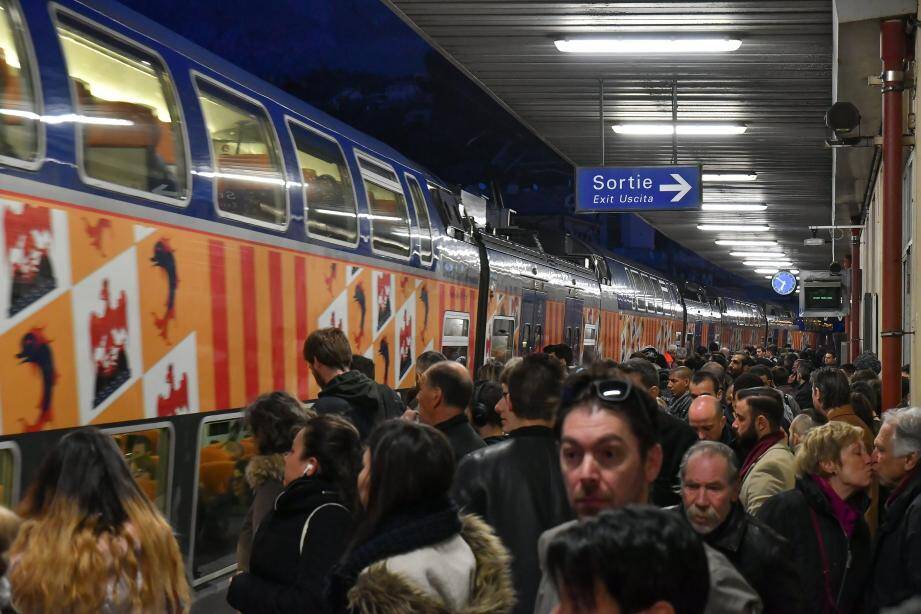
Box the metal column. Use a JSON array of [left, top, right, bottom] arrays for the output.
[[849, 228, 861, 361], [880, 19, 906, 411]]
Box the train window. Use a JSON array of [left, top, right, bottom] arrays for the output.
[[191, 414, 254, 583], [626, 270, 642, 311], [287, 120, 357, 244], [520, 323, 531, 352], [0, 0, 39, 166], [105, 425, 172, 517], [490, 316, 515, 363], [55, 12, 188, 200], [195, 76, 287, 227], [405, 175, 433, 263], [533, 324, 543, 351], [441, 311, 470, 362], [358, 154, 411, 259], [583, 324, 598, 364], [0, 442, 19, 509]]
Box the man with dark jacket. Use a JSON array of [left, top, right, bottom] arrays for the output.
[[677, 441, 805, 614], [416, 360, 484, 461], [620, 358, 698, 507], [304, 327, 403, 441], [667, 366, 693, 421], [453, 354, 571, 614], [867, 406, 921, 612]]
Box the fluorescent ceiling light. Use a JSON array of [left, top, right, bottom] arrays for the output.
[[729, 251, 786, 258], [701, 204, 766, 212], [755, 268, 779, 274], [790, 269, 800, 274], [612, 123, 746, 136], [715, 240, 778, 246], [554, 38, 742, 54], [703, 173, 758, 182], [698, 224, 770, 232], [744, 260, 793, 267]]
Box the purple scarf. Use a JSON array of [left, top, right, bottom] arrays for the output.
[[812, 475, 862, 538]]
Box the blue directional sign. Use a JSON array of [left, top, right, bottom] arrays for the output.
[[575, 165, 702, 212]]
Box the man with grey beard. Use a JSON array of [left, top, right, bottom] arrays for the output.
[[676, 441, 805, 614]]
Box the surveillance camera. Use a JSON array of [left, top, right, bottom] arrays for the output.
[[829, 262, 842, 274]]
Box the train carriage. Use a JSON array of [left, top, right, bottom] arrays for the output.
[[0, 0, 809, 602]]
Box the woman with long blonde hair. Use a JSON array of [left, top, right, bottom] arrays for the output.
[[9, 428, 189, 613]]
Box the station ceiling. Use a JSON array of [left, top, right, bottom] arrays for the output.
[[382, 0, 837, 283]]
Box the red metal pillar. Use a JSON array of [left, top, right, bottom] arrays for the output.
[[849, 229, 861, 362], [880, 19, 906, 411]]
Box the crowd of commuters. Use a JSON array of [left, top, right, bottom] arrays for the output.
[[0, 327, 917, 613]]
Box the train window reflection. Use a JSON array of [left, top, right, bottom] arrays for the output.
[[0, 445, 18, 509], [196, 77, 286, 226], [406, 175, 433, 263], [442, 311, 470, 363], [56, 12, 188, 199], [0, 0, 38, 165], [288, 120, 357, 244], [192, 416, 254, 581], [490, 316, 515, 363], [108, 426, 171, 517], [358, 154, 411, 259]]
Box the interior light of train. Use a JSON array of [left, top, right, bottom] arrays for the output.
[[612, 123, 747, 136], [702, 173, 757, 182], [554, 38, 742, 54], [698, 224, 770, 231], [701, 204, 766, 211], [191, 170, 290, 187], [0, 108, 134, 126], [715, 240, 778, 246]]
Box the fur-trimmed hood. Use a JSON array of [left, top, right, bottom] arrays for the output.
[[346, 513, 515, 614], [245, 453, 284, 490]]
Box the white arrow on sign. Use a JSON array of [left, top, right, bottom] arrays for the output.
[[659, 173, 692, 202]]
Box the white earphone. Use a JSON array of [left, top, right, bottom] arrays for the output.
[[303, 462, 316, 476]]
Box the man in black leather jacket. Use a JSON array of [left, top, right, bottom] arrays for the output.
[[452, 353, 571, 614], [676, 441, 805, 614]]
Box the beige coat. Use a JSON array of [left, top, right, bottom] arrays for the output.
[[739, 441, 796, 516]]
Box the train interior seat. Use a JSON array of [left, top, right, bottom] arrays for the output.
[[199, 460, 235, 497]]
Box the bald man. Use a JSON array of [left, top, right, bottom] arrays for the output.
[[667, 366, 693, 421], [417, 361, 485, 461], [688, 396, 736, 449]]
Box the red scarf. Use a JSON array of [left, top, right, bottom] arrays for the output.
[[812, 475, 862, 538], [740, 431, 786, 480]]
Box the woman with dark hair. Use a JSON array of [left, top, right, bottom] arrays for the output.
[[236, 391, 309, 570], [10, 428, 189, 612], [227, 414, 361, 613], [327, 420, 514, 613], [850, 380, 881, 435]]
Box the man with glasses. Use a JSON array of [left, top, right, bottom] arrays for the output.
[[533, 371, 762, 614]]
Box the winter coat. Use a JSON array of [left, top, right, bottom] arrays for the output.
[[452, 426, 573, 614], [227, 477, 352, 614], [827, 404, 879, 532], [757, 477, 871, 614], [739, 440, 796, 516], [668, 391, 693, 422], [313, 371, 404, 440], [652, 408, 698, 507], [532, 519, 762, 614], [434, 414, 486, 462], [236, 454, 285, 571], [328, 507, 515, 614], [866, 468, 921, 612], [687, 502, 807, 614]]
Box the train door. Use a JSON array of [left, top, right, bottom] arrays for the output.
[[694, 320, 703, 349], [564, 298, 584, 363], [519, 289, 547, 355]]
